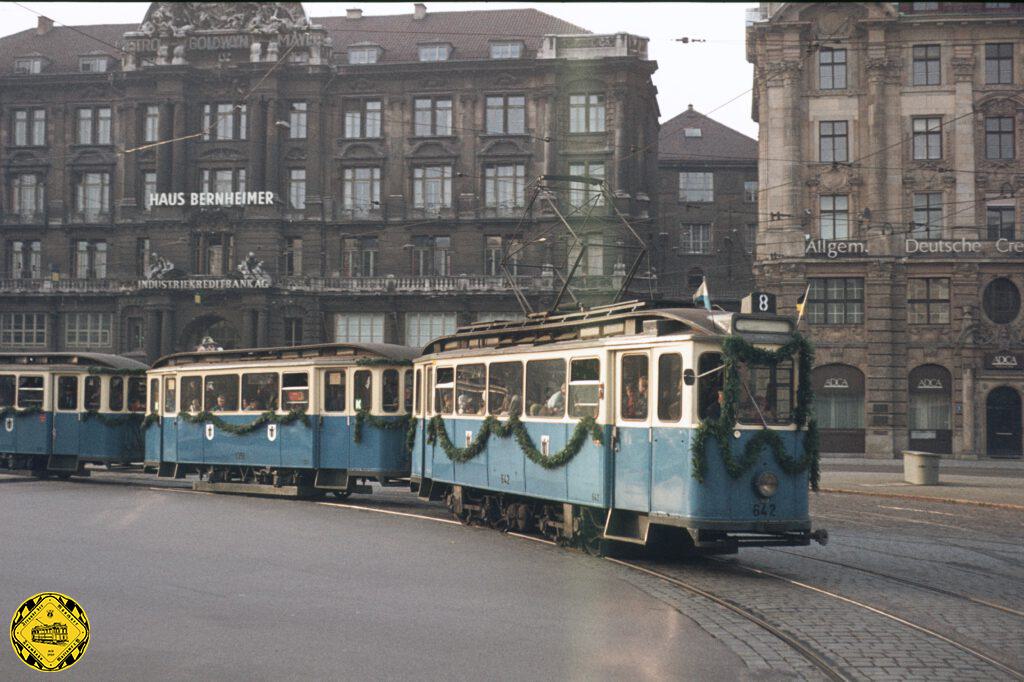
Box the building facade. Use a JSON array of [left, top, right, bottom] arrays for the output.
[[656, 105, 757, 302], [748, 2, 1024, 458], [0, 2, 658, 361]]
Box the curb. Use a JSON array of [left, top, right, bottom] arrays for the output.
[[819, 486, 1024, 512]]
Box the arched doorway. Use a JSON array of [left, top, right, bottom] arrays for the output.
[[986, 386, 1022, 458], [811, 364, 865, 453], [908, 364, 952, 454], [179, 315, 239, 352]]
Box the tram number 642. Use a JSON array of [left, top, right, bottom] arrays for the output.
[[752, 502, 776, 517]]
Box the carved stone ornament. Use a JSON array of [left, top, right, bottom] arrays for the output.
[[865, 57, 901, 83], [951, 57, 975, 80], [144, 252, 175, 280], [237, 252, 272, 287], [139, 2, 309, 38]]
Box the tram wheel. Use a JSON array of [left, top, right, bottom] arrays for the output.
[[330, 490, 352, 500]]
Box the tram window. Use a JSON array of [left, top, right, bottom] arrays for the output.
[[487, 361, 523, 416], [205, 375, 240, 412], [281, 373, 309, 411], [526, 359, 566, 418], [737, 360, 794, 425], [568, 358, 600, 419], [58, 376, 78, 411], [456, 364, 486, 416], [242, 373, 278, 412], [404, 369, 414, 414], [84, 376, 101, 411], [180, 376, 202, 413], [128, 377, 146, 412], [382, 369, 400, 414], [657, 354, 683, 422], [354, 370, 373, 412], [323, 371, 346, 412], [17, 375, 44, 409], [414, 369, 422, 416], [698, 352, 724, 421], [426, 367, 433, 415], [434, 367, 454, 415], [163, 377, 177, 414], [109, 376, 124, 412], [620, 355, 649, 421], [148, 378, 159, 414], [0, 375, 15, 407]]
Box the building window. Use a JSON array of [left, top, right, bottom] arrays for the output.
[[746, 223, 757, 255], [687, 268, 704, 290], [333, 313, 385, 343], [143, 105, 160, 143], [486, 95, 525, 134], [912, 117, 942, 160], [73, 240, 107, 279], [285, 318, 303, 347], [908, 278, 950, 325], [342, 237, 378, 277], [405, 312, 457, 348], [8, 240, 41, 279], [348, 46, 380, 64], [79, 56, 108, 73], [983, 277, 1021, 324], [985, 117, 1015, 160], [490, 42, 523, 59], [0, 313, 47, 347], [684, 128, 702, 138], [126, 317, 144, 352], [343, 100, 382, 139], [76, 107, 111, 145], [14, 57, 43, 74], [819, 195, 850, 240], [985, 43, 1013, 84], [289, 102, 307, 139], [196, 233, 234, 276], [200, 168, 246, 194], [283, 238, 302, 275], [413, 97, 452, 137], [484, 236, 503, 276], [912, 192, 943, 239], [484, 163, 526, 210], [288, 169, 306, 210], [679, 224, 710, 254], [12, 109, 45, 147], [912, 2, 938, 9], [819, 121, 848, 163], [342, 167, 381, 215], [11, 174, 44, 220], [202, 103, 246, 141], [678, 171, 713, 202], [413, 166, 452, 209], [744, 180, 758, 203], [569, 161, 605, 208], [912, 45, 941, 86], [411, 236, 451, 277], [806, 278, 864, 325], [418, 44, 450, 62], [75, 172, 110, 219], [566, 234, 605, 276], [569, 94, 605, 134], [988, 206, 1015, 240], [142, 171, 157, 209], [65, 312, 112, 349], [819, 48, 847, 90]]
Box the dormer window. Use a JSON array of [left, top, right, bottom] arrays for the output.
[[14, 57, 43, 74], [79, 56, 109, 73], [490, 42, 523, 60], [418, 44, 451, 62], [348, 45, 381, 65], [684, 128, 702, 138]]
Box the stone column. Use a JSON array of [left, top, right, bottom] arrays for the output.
[[145, 308, 161, 361], [305, 100, 322, 214], [611, 87, 628, 197], [160, 308, 175, 356], [961, 366, 975, 457], [250, 97, 266, 189], [246, 309, 259, 348], [119, 102, 138, 208], [951, 51, 978, 241], [48, 311, 60, 352]]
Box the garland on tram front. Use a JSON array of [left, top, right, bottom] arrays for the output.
[[177, 408, 309, 434], [352, 409, 409, 444], [690, 333, 820, 490], [141, 413, 161, 429], [426, 413, 604, 470]]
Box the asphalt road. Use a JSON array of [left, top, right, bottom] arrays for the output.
[[0, 477, 743, 681]]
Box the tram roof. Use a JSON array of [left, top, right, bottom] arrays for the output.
[[151, 342, 419, 370], [0, 352, 148, 372]]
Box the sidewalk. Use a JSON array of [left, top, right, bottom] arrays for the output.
[[819, 457, 1024, 510]]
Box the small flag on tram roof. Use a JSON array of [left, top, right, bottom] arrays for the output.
[[693, 277, 712, 311], [796, 283, 811, 325]]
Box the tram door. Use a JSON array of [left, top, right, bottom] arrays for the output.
[[318, 369, 351, 470], [613, 351, 652, 512], [53, 375, 81, 455]]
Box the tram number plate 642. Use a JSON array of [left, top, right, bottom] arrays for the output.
[[752, 502, 776, 517]]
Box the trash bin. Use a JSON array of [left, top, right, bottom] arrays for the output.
[[903, 450, 941, 485]]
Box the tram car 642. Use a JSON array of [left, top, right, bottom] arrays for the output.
[[0, 353, 148, 477], [410, 301, 827, 554], [145, 343, 418, 496]]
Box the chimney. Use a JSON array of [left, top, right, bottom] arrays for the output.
[[413, 3, 426, 20], [37, 16, 54, 35], [346, 8, 362, 19]]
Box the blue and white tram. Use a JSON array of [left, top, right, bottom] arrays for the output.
[[145, 343, 418, 496], [410, 301, 827, 553], [0, 353, 148, 476]]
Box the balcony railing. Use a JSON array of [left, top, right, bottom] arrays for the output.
[[278, 274, 552, 294], [0, 278, 136, 293]]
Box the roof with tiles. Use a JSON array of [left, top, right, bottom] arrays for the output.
[[658, 105, 757, 166]]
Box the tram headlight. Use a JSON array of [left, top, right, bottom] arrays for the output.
[[754, 471, 779, 498]]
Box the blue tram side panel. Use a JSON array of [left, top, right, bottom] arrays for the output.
[[0, 353, 148, 475], [410, 301, 826, 554], [145, 342, 417, 496]]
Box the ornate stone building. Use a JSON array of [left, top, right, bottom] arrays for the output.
[[748, 2, 1024, 458], [0, 3, 658, 360]]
